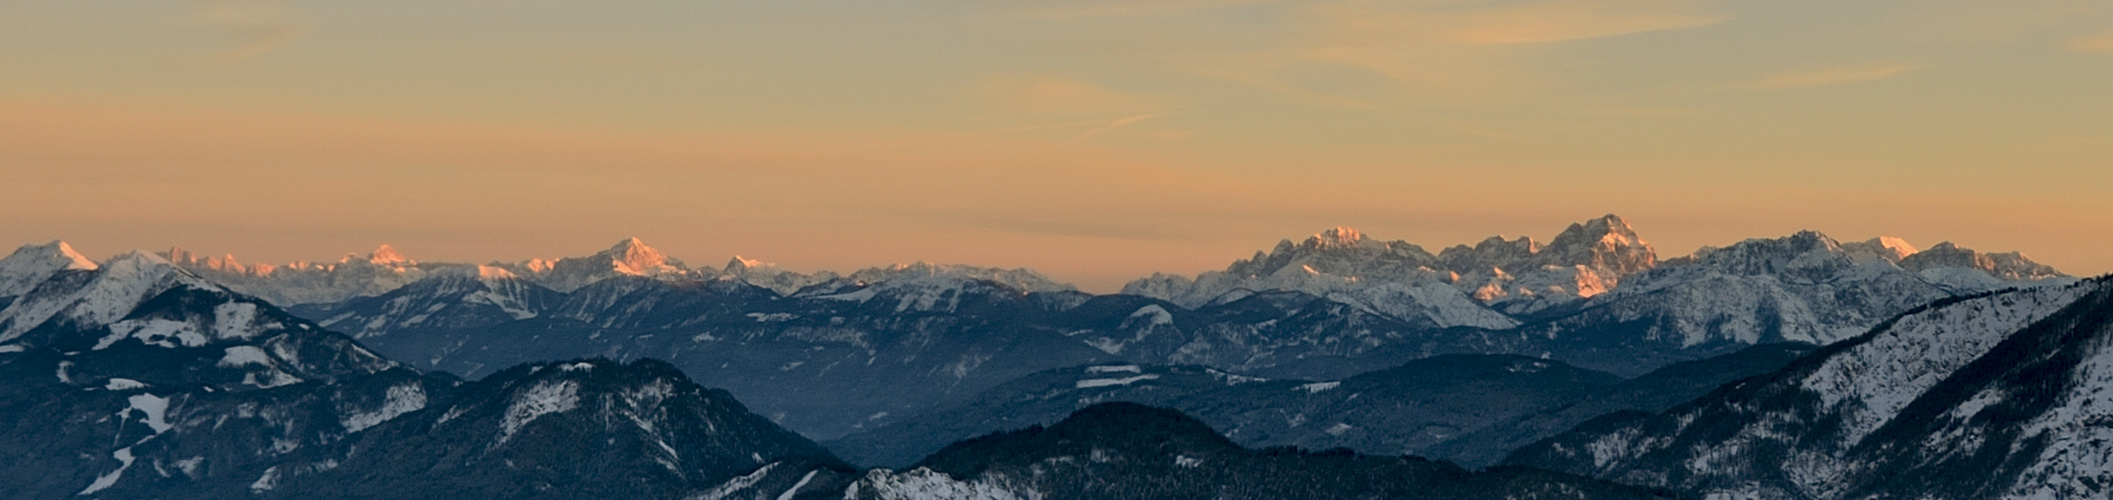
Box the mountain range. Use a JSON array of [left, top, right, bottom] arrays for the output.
[[128, 215, 2067, 441], [0, 239, 1673, 499], [5, 214, 2094, 499]]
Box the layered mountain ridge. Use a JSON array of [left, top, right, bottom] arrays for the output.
[[848, 402, 1678, 500], [162, 239, 1072, 306], [0, 249, 860, 498], [96, 215, 2071, 440], [1506, 277, 2113, 499], [0, 237, 1664, 500]]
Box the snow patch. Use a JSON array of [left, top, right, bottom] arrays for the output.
[[98, 319, 209, 350], [690, 463, 779, 500], [775, 470, 818, 500], [78, 447, 136, 495], [849, 468, 1029, 500], [1076, 374, 1159, 389], [1297, 381, 1341, 394], [218, 345, 272, 368], [342, 383, 427, 433], [499, 380, 579, 443], [210, 302, 261, 341], [1085, 365, 1140, 374], [128, 393, 174, 433], [746, 312, 797, 322], [104, 378, 146, 391], [249, 465, 280, 493], [1125, 305, 1174, 326]]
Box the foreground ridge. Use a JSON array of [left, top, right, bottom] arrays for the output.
[[1507, 276, 2113, 499], [846, 402, 1680, 500]]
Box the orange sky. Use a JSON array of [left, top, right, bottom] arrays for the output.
[[4, 1, 2110, 292]]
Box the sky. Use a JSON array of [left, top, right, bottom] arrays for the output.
[[2, 0, 2110, 292]]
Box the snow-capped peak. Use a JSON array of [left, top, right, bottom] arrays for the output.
[[1874, 236, 1916, 256], [0, 240, 102, 297], [596, 238, 684, 277], [1839, 236, 1919, 264], [1306, 227, 1365, 249], [5, 241, 99, 272], [725, 255, 768, 273], [364, 245, 411, 266]]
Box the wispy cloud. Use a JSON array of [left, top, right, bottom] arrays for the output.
[[983, 112, 1176, 141], [1725, 63, 1924, 91], [191, 0, 310, 64], [1013, 0, 1273, 20], [1297, 0, 1727, 46], [1437, 0, 1729, 45], [1172, 0, 1727, 105], [2072, 31, 2113, 55], [976, 74, 1153, 116], [1074, 113, 1169, 140]]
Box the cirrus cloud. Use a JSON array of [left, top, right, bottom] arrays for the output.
[[1726, 63, 1926, 91]]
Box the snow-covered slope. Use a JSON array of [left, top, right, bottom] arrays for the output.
[[1507, 277, 2113, 499], [291, 267, 564, 339], [1470, 231, 2074, 375], [275, 358, 855, 499], [0, 242, 856, 499], [0, 240, 98, 298]]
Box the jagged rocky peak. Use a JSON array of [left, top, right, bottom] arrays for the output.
[[1900, 241, 2065, 280], [154, 244, 439, 306], [1543, 214, 1656, 277], [1673, 231, 2065, 282], [1438, 214, 1656, 278], [1305, 226, 1365, 249], [1227, 227, 1438, 278], [162, 246, 254, 273], [725, 255, 765, 273]]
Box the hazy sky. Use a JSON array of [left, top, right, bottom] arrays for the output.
[[3, 0, 2110, 291]]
